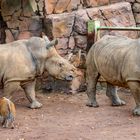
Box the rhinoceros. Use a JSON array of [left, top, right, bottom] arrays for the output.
[[0, 36, 76, 109], [86, 35, 140, 116]]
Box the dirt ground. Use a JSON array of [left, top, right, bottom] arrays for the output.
[[0, 88, 140, 140]]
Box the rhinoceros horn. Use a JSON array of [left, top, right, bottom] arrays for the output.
[[46, 39, 58, 49]]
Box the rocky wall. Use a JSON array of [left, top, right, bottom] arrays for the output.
[[1, 0, 44, 42], [1, 0, 139, 44], [132, 0, 140, 36], [0, 0, 140, 93], [42, 1, 138, 93], [44, 2, 137, 56], [45, 0, 134, 14]]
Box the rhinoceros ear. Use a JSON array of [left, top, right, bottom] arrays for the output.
[[46, 39, 58, 49], [43, 35, 50, 43]]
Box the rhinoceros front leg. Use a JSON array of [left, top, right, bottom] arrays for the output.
[[21, 80, 42, 109], [127, 81, 140, 116], [4, 82, 20, 100], [106, 83, 126, 106], [86, 64, 100, 107]]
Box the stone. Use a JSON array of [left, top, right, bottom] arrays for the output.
[[29, 0, 38, 13], [137, 24, 140, 37], [70, 69, 84, 93], [68, 36, 75, 50], [0, 29, 6, 44], [134, 13, 140, 24], [30, 30, 42, 37], [37, 0, 44, 15], [1, 0, 21, 16], [44, 0, 57, 14], [0, 14, 6, 44], [11, 29, 19, 40], [67, 50, 86, 68], [6, 17, 32, 32], [136, 0, 140, 3], [2, 16, 11, 22], [18, 19, 32, 32], [67, 0, 81, 12], [126, 0, 135, 2], [22, 0, 36, 17], [17, 31, 32, 40], [29, 16, 42, 31], [45, 13, 75, 38], [74, 35, 87, 50], [55, 38, 68, 55], [6, 19, 19, 30], [87, 2, 137, 38], [110, 0, 125, 3], [74, 10, 89, 35], [83, 0, 109, 7], [44, 0, 81, 14], [133, 3, 140, 13], [54, 0, 71, 13], [5, 29, 15, 43]]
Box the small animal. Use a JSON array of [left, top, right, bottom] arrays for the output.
[[0, 97, 16, 129]]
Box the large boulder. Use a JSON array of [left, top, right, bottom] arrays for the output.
[[44, 2, 137, 53], [87, 2, 137, 38], [133, 2, 140, 13], [1, 0, 43, 42], [44, 0, 81, 14]]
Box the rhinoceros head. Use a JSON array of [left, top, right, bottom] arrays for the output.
[[43, 36, 76, 81], [45, 55, 76, 81], [27, 35, 76, 81]]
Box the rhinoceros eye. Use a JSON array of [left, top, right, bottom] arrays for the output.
[[71, 69, 75, 72], [58, 62, 64, 67]]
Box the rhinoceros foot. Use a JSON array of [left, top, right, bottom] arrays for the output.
[[29, 101, 42, 109], [86, 101, 99, 108], [133, 106, 140, 116], [112, 99, 126, 106]]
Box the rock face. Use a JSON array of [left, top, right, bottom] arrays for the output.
[[132, 1, 140, 36], [133, 2, 140, 13], [44, 0, 123, 14], [44, 2, 137, 56], [1, 0, 43, 42], [0, 13, 6, 44], [42, 2, 138, 92], [0, 0, 140, 93]]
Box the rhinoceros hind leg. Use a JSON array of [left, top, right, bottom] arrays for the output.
[[106, 83, 126, 106], [4, 82, 20, 100], [127, 81, 140, 116], [86, 63, 100, 108], [21, 80, 42, 109]]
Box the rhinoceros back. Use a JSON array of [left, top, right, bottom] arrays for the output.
[[91, 35, 140, 86], [0, 40, 36, 85]]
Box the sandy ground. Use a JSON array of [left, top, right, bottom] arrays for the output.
[[0, 89, 140, 140]]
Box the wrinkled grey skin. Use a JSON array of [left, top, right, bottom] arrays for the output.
[[86, 35, 140, 116], [0, 36, 76, 109]]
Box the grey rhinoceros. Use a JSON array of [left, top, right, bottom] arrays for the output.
[[0, 36, 76, 109], [86, 35, 140, 116]]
